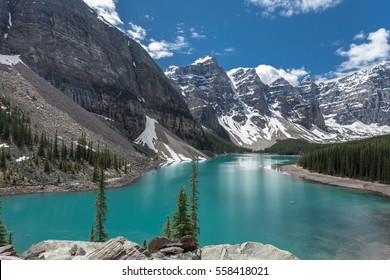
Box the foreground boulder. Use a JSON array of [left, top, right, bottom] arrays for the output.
[[148, 235, 200, 260], [202, 242, 299, 260], [84, 237, 150, 260], [22, 240, 102, 260]]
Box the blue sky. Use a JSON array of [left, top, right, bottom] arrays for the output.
[[84, 0, 389, 83]]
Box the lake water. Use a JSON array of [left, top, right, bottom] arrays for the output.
[[3, 154, 390, 259]]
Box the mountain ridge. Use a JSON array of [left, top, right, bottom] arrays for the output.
[[166, 57, 390, 149]]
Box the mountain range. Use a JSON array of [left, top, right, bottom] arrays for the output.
[[166, 57, 390, 149], [0, 0, 389, 172]]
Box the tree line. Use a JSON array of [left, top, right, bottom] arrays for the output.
[[0, 97, 129, 186], [298, 135, 390, 184]]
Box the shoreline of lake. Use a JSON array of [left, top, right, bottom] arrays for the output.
[[0, 164, 159, 196], [280, 164, 390, 197]]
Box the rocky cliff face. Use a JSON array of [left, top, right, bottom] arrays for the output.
[[319, 60, 390, 127], [0, 0, 207, 150], [167, 57, 390, 149], [166, 56, 244, 140]]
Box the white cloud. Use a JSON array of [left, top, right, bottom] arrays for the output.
[[337, 28, 390, 71], [191, 32, 206, 39], [353, 31, 366, 41], [127, 22, 147, 42], [83, 0, 123, 26], [146, 36, 189, 59], [212, 47, 236, 56], [316, 28, 390, 82], [255, 65, 308, 86], [247, 0, 342, 17], [144, 15, 154, 21], [224, 47, 235, 53], [190, 27, 206, 39]]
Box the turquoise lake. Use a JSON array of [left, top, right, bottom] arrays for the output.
[[3, 154, 390, 259]]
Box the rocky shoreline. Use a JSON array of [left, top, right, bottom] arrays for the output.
[[0, 236, 299, 260], [280, 164, 390, 197], [0, 164, 160, 196]]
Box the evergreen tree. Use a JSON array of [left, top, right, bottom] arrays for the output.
[[0, 192, 8, 246], [70, 140, 74, 160], [142, 239, 147, 250], [92, 162, 99, 182], [93, 169, 108, 242], [38, 133, 45, 157], [124, 163, 128, 174], [61, 140, 68, 160], [8, 232, 12, 245], [0, 149, 6, 169], [89, 225, 95, 242], [162, 216, 172, 240], [171, 185, 192, 240], [44, 157, 50, 173], [188, 162, 200, 246]]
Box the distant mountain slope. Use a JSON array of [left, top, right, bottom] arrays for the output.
[[0, 0, 208, 151], [319, 60, 390, 128], [166, 57, 390, 149]]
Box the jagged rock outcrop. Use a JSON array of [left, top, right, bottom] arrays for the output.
[[0, 0, 207, 150], [0, 245, 21, 260], [15, 237, 298, 260], [84, 237, 150, 260]]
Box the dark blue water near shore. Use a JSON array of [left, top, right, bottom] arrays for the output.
[[3, 154, 390, 259]]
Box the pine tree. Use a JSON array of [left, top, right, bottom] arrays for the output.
[[38, 132, 45, 157], [0, 149, 6, 169], [142, 239, 147, 250], [171, 185, 192, 240], [89, 225, 95, 242], [44, 157, 50, 173], [124, 163, 128, 174], [188, 162, 200, 246], [70, 140, 74, 160], [93, 169, 108, 242], [162, 216, 172, 239], [61, 140, 68, 160], [92, 162, 99, 182], [0, 192, 8, 246], [8, 232, 12, 245]]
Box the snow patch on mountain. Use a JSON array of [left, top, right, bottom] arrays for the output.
[[134, 116, 158, 152], [325, 118, 390, 139], [16, 156, 29, 162], [0, 55, 24, 66], [161, 143, 192, 162], [134, 116, 208, 162], [8, 13, 12, 27]]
